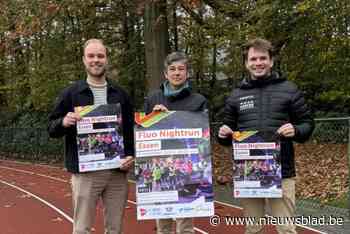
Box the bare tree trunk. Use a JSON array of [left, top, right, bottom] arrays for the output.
[[144, 0, 169, 91], [171, 0, 178, 51]]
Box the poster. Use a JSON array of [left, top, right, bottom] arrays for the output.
[[134, 111, 214, 220], [75, 104, 124, 172], [232, 131, 282, 198]]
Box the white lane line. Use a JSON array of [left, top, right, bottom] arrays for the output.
[[127, 200, 136, 205], [0, 166, 136, 207], [0, 163, 325, 234], [0, 159, 62, 169], [0, 165, 209, 234], [0, 166, 68, 182], [214, 199, 243, 210], [194, 227, 209, 234], [0, 179, 73, 223]]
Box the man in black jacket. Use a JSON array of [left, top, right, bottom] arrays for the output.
[[145, 52, 207, 234], [48, 39, 134, 234], [218, 38, 314, 234]]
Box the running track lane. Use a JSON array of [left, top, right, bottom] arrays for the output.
[[0, 160, 324, 234], [0, 180, 72, 234]]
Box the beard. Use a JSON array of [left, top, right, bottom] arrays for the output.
[[86, 66, 106, 78]]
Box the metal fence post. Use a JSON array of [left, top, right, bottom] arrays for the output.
[[37, 128, 41, 156]]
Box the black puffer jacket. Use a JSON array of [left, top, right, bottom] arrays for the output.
[[218, 72, 314, 178], [144, 83, 207, 114]]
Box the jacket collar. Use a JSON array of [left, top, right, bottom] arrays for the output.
[[240, 71, 285, 89], [76, 78, 118, 93], [160, 81, 192, 101]]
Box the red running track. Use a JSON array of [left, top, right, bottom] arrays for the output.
[[0, 159, 323, 234]]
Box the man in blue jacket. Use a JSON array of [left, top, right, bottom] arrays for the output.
[[48, 39, 134, 234], [218, 38, 314, 234]]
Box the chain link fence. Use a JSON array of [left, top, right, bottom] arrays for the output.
[[0, 127, 63, 163], [0, 118, 349, 231]]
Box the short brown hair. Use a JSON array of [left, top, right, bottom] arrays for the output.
[[243, 38, 274, 61]]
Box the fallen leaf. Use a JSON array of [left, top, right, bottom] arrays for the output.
[[51, 217, 63, 222]]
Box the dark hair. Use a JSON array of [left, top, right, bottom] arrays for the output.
[[163, 52, 189, 72], [243, 38, 274, 61]]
